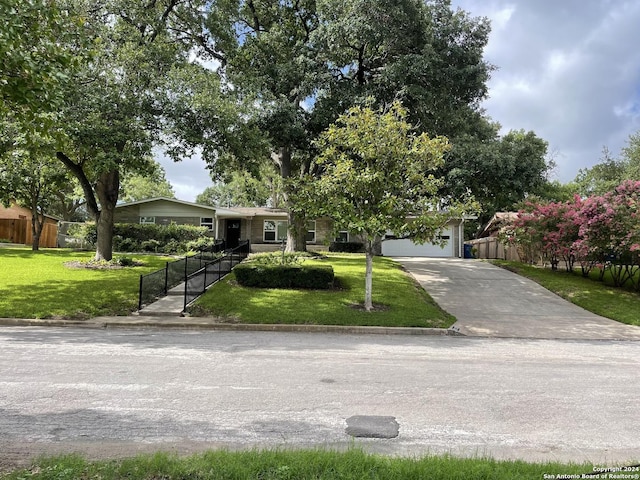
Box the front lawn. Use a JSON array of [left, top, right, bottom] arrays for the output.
[[0, 248, 168, 319], [492, 260, 640, 326], [189, 254, 455, 328]]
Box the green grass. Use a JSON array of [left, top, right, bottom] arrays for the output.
[[190, 254, 454, 328], [0, 248, 168, 319], [492, 260, 640, 326], [1, 449, 602, 480]]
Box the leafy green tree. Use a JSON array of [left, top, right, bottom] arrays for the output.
[[574, 147, 627, 197], [119, 161, 175, 203], [172, 0, 493, 251], [0, 0, 82, 134], [621, 132, 640, 180], [296, 102, 476, 311], [55, 0, 192, 261], [313, 0, 493, 138], [48, 180, 88, 222], [0, 121, 69, 249], [573, 133, 640, 199], [442, 128, 549, 225], [196, 165, 283, 208]]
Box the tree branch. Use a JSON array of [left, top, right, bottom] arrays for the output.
[[56, 152, 100, 219]]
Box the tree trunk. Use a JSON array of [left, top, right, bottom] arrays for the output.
[[94, 170, 120, 261], [275, 145, 307, 252], [30, 211, 44, 251], [364, 243, 374, 312], [285, 209, 307, 253]]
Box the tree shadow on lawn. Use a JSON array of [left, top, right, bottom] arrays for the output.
[[0, 247, 93, 258]]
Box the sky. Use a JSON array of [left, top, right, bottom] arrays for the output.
[[157, 0, 640, 202]]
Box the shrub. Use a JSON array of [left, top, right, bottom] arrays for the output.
[[116, 237, 139, 252], [186, 237, 223, 252], [113, 255, 136, 267], [234, 263, 335, 289], [75, 223, 213, 253], [68, 223, 97, 246], [162, 239, 182, 254], [329, 241, 364, 253], [249, 252, 305, 266], [141, 239, 161, 252]]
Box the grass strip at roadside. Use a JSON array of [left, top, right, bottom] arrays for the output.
[[189, 254, 454, 328], [492, 260, 640, 326], [1, 450, 602, 480], [0, 248, 168, 319]]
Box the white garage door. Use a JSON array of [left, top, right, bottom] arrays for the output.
[[381, 230, 454, 257]]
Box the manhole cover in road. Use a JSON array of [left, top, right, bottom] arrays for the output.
[[345, 415, 399, 439]]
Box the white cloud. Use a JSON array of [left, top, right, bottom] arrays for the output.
[[454, 0, 640, 181], [154, 147, 212, 202]]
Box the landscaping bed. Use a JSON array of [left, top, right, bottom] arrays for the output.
[[188, 254, 455, 328]]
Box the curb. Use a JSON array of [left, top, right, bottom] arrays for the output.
[[0, 317, 462, 336]]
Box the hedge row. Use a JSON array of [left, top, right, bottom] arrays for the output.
[[68, 223, 215, 254], [329, 241, 364, 253], [234, 263, 335, 289]]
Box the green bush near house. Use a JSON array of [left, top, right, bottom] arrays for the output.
[[329, 241, 364, 253], [234, 263, 335, 289], [70, 223, 211, 254]]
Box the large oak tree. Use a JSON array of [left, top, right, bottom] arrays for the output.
[[54, 0, 193, 260], [170, 0, 495, 251]]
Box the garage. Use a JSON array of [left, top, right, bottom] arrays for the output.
[[381, 227, 456, 257]]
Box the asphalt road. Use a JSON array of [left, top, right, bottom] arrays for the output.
[[1, 327, 639, 470]]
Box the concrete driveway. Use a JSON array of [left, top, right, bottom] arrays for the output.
[[396, 258, 640, 340]]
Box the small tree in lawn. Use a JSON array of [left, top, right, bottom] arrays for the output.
[[298, 102, 475, 311]]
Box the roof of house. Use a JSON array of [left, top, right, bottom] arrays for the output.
[[478, 212, 520, 238], [0, 202, 60, 221], [224, 207, 289, 218], [115, 197, 218, 212], [113, 197, 289, 219]]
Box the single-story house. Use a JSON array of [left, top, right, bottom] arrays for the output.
[[113, 197, 243, 238], [113, 197, 468, 257], [0, 202, 59, 248]]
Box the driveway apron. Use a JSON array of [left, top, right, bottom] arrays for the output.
[[395, 257, 640, 340]]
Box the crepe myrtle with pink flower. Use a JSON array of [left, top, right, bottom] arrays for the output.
[[501, 180, 640, 291]]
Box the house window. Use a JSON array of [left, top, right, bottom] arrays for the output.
[[140, 216, 155, 224], [335, 231, 349, 242], [306, 220, 316, 243], [264, 220, 288, 242], [200, 217, 214, 230]]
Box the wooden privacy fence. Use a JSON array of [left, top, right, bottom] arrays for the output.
[[0, 219, 58, 248], [465, 237, 521, 261]]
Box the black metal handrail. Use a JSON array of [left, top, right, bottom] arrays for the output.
[[138, 240, 225, 310], [183, 240, 250, 311]]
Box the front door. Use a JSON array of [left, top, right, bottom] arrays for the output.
[[225, 220, 241, 248]]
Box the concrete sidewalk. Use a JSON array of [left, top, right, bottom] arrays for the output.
[[396, 257, 640, 340]]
